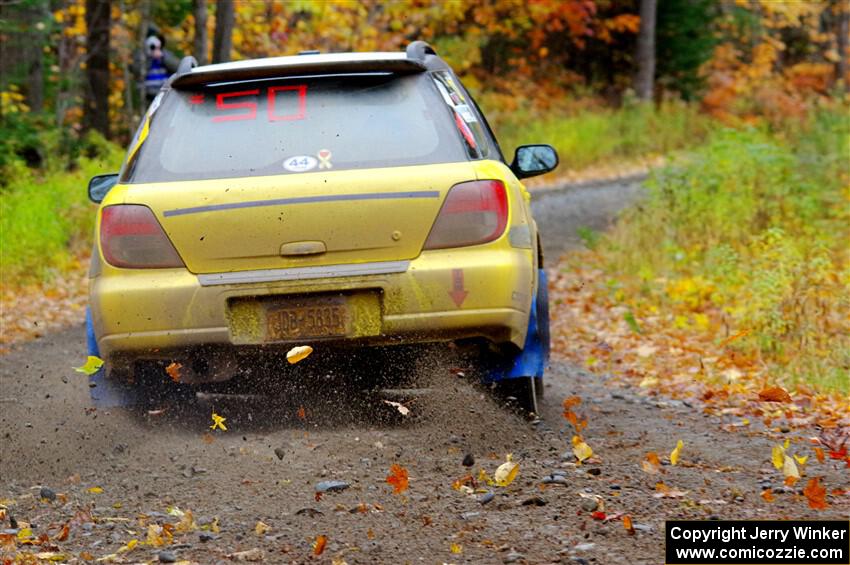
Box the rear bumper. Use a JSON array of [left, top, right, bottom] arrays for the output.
[[90, 245, 534, 367]]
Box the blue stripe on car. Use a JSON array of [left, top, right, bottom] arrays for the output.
[[163, 190, 442, 217]]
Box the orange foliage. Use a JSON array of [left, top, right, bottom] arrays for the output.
[[386, 464, 409, 494], [313, 534, 327, 556], [758, 386, 792, 403], [803, 477, 828, 510]]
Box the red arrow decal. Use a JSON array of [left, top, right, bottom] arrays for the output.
[[449, 268, 468, 307]]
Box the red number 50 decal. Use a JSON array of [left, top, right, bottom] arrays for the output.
[[212, 86, 307, 123], [213, 89, 259, 122], [268, 85, 307, 121]]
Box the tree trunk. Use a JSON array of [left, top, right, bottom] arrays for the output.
[[837, 1, 849, 93], [193, 0, 208, 65], [25, 2, 49, 112], [84, 0, 111, 137], [212, 0, 234, 64], [634, 0, 658, 101]]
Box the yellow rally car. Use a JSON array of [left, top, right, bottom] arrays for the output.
[[85, 42, 558, 413]]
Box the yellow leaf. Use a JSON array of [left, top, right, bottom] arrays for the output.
[[450, 543, 462, 554], [146, 524, 168, 547], [174, 509, 196, 534], [793, 454, 808, 466], [572, 435, 593, 463], [670, 440, 684, 466], [494, 454, 519, 487], [771, 445, 785, 469], [639, 376, 659, 388], [116, 538, 138, 553], [74, 356, 104, 375], [254, 520, 271, 535], [782, 455, 800, 479], [286, 345, 313, 364], [87, 486, 103, 494], [210, 412, 227, 431], [35, 553, 68, 562], [783, 438, 790, 450]]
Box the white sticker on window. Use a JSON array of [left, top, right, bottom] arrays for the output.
[[454, 104, 478, 123], [432, 81, 451, 106], [283, 155, 318, 173]]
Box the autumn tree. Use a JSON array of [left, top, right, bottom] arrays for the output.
[[835, 0, 849, 92], [212, 0, 233, 64], [634, 0, 657, 100], [84, 0, 111, 137], [193, 0, 208, 65]]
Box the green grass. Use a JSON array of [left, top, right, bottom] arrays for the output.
[[489, 100, 715, 170], [0, 148, 123, 285], [597, 106, 850, 394]]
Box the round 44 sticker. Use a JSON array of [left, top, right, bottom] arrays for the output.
[[283, 155, 317, 173]]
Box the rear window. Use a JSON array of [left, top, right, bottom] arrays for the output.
[[123, 73, 468, 183]]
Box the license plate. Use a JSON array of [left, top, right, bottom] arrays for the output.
[[227, 292, 381, 345], [266, 302, 348, 340]]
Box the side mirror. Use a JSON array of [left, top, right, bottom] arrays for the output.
[[510, 145, 559, 179], [88, 173, 119, 203]]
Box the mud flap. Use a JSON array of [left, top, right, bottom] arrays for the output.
[[485, 269, 550, 383], [86, 307, 139, 408]]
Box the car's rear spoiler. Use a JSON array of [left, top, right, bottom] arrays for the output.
[[170, 46, 434, 89]]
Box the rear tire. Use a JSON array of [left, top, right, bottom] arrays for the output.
[[499, 376, 541, 415]]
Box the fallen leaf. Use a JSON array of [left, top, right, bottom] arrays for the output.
[[814, 447, 825, 463], [591, 511, 606, 520], [572, 436, 593, 463], [563, 396, 581, 410], [313, 534, 327, 556], [87, 486, 103, 494], [296, 406, 307, 421], [793, 454, 808, 466], [623, 515, 635, 535], [254, 520, 271, 536], [758, 386, 792, 403], [654, 482, 688, 498], [146, 524, 170, 547], [642, 452, 662, 474], [783, 455, 800, 480], [784, 476, 799, 487], [670, 440, 684, 466], [117, 538, 139, 553], [494, 454, 520, 487], [174, 509, 196, 534], [803, 477, 828, 510], [74, 356, 103, 375], [35, 553, 69, 562], [227, 548, 264, 561], [210, 412, 227, 431], [771, 445, 785, 469], [286, 345, 313, 365], [55, 522, 69, 541], [761, 489, 774, 502], [639, 376, 659, 388], [386, 464, 409, 494], [719, 329, 751, 347], [382, 400, 410, 416], [450, 543, 462, 554], [165, 362, 182, 383]]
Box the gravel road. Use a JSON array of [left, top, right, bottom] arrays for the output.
[[2, 177, 847, 564]]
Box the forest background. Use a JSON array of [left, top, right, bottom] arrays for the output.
[[0, 0, 848, 397]]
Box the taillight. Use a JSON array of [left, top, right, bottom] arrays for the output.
[[424, 180, 508, 249], [100, 205, 185, 268]]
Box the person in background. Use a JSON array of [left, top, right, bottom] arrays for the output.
[[135, 28, 179, 107]]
